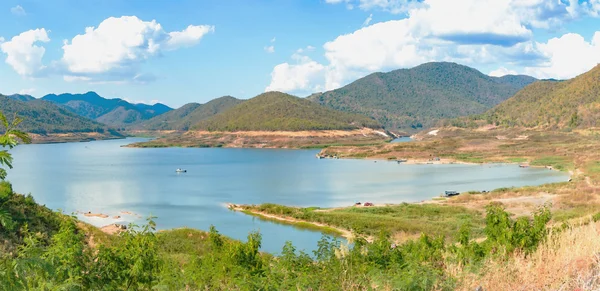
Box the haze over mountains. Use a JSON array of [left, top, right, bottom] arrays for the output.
[[40, 92, 172, 127], [308, 62, 537, 132], [0, 95, 107, 134]]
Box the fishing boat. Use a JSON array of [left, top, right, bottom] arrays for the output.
[[176, 168, 187, 173]]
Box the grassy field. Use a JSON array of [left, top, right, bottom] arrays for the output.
[[237, 203, 486, 242]]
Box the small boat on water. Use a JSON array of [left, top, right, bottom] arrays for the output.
[[176, 168, 187, 173]]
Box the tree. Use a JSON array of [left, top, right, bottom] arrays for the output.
[[0, 111, 30, 231], [0, 111, 31, 180]]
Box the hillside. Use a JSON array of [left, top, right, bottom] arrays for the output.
[[6, 94, 35, 102], [0, 95, 108, 134], [479, 65, 600, 129], [41, 92, 172, 127], [194, 92, 381, 131], [307, 62, 537, 131], [134, 96, 243, 130]]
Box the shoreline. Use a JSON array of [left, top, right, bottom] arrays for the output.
[[227, 204, 364, 242]]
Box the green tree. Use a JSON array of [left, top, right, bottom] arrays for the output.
[[0, 111, 31, 232]]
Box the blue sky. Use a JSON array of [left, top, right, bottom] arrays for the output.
[[0, 0, 599, 108]]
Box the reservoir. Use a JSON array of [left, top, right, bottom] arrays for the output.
[[7, 138, 568, 254]]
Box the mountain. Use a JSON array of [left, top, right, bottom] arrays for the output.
[[41, 92, 172, 127], [307, 62, 537, 131], [0, 95, 107, 134], [194, 91, 381, 131], [482, 64, 600, 129], [6, 94, 35, 102], [133, 96, 243, 130]]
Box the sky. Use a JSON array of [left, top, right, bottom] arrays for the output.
[[0, 0, 599, 108]]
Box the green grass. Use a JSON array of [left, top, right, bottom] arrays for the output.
[[507, 157, 528, 163], [241, 203, 485, 240], [530, 156, 573, 171]]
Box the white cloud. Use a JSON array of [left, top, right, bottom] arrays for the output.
[[524, 32, 600, 79], [10, 5, 26, 16], [165, 25, 214, 50], [270, 0, 600, 93], [18, 88, 35, 95], [489, 67, 518, 77], [296, 45, 316, 54], [363, 13, 373, 26], [265, 55, 326, 94], [61, 16, 214, 80], [0, 28, 50, 76], [264, 45, 275, 53]]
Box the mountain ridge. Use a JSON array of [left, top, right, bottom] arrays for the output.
[[41, 91, 172, 127], [307, 62, 537, 131], [194, 91, 382, 131]]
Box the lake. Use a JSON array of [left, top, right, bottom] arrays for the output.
[[7, 138, 568, 254]]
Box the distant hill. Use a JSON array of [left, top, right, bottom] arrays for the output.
[[6, 94, 35, 102], [0, 95, 107, 134], [41, 92, 172, 127], [134, 96, 243, 130], [194, 91, 381, 131], [307, 62, 537, 131], [479, 64, 600, 129]]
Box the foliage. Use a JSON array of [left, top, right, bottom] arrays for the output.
[[243, 203, 485, 239], [0, 199, 555, 290], [194, 91, 382, 131], [460, 64, 600, 129], [308, 62, 536, 131], [134, 96, 243, 130]]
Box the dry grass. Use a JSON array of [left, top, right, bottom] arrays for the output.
[[456, 221, 600, 291]]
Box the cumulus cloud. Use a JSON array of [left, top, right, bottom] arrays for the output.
[[62, 16, 214, 80], [270, 0, 600, 93], [524, 32, 600, 79], [0, 28, 50, 76], [10, 5, 26, 16], [489, 67, 518, 77], [265, 54, 326, 94]]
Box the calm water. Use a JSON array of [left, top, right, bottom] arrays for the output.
[[391, 137, 413, 143], [7, 138, 567, 254]]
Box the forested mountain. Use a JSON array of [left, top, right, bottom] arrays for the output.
[[307, 62, 537, 131], [41, 92, 172, 127], [0, 95, 107, 134], [194, 92, 381, 131], [6, 94, 35, 102], [133, 96, 243, 130], [479, 64, 600, 128]]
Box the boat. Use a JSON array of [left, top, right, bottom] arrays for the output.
[[176, 168, 187, 173], [444, 191, 459, 197]]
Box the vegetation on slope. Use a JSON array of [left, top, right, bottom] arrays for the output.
[[470, 64, 600, 129], [42, 91, 172, 127], [195, 91, 381, 131], [134, 96, 243, 130], [308, 62, 537, 131], [0, 95, 108, 134]]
